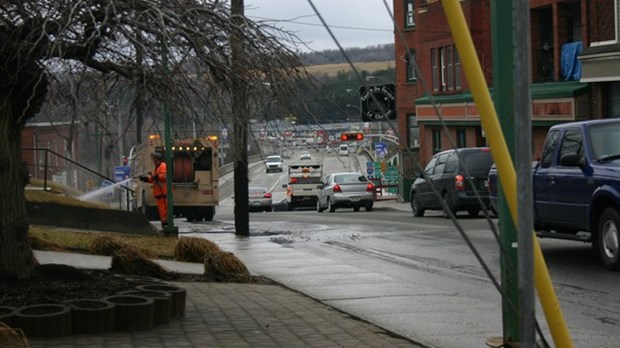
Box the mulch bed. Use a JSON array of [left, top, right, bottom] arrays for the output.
[[0, 264, 274, 308]]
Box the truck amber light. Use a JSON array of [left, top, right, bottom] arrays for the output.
[[455, 175, 465, 191], [207, 135, 218, 141], [333, 184, 342, 193]]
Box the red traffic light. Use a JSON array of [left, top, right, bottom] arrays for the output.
[[340, 132, 364, 141]]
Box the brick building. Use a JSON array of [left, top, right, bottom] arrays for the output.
[[393, 0, 615, 195], [21, 122, 80, 187]]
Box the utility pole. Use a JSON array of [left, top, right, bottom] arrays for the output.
[[491, 0, 520, 344], [231, 0, 250, 236], [513, 0, 535, 345]]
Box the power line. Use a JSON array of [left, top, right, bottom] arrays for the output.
[[248, 15, 393, 32]]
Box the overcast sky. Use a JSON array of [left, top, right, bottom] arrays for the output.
[[246, 0, 395, 52]]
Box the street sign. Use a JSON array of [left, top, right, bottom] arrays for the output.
[[359, 83, 396, 121], [375, 142, 387, 157], [114, 166, 131, 182]]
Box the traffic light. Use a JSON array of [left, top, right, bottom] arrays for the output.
[[340, 132, 364, 141]]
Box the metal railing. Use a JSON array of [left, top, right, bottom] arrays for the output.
[[21, 147, 135, 210]]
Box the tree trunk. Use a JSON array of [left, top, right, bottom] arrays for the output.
[[231, 0, 250, 236], [0, 102, 35, 279]]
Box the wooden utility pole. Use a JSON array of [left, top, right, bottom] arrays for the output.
[[231, 0, 250, 236]]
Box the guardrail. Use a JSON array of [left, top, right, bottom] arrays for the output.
[[219, 155, 262, 176]]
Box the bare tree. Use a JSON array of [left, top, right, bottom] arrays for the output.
[[0, 0, 303, 279]]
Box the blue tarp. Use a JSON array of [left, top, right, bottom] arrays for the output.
[[561, 41, 582, 81]]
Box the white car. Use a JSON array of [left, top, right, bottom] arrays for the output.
[[300, 152, 312, 160], [265, 155, 283, 173], [338, 144, 349, 156]]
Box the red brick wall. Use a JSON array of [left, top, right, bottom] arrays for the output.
[[394, 0, 493, 167], [20, 124, 79, 180]]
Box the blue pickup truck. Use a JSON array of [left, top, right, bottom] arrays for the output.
[[488, 119, 620, 270]]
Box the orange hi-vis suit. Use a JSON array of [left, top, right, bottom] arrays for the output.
[[147, 162, 168, 225]]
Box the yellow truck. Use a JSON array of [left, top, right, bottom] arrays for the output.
[[130, 134, 220, 222]]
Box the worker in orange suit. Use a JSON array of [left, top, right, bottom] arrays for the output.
[[139, 152, 168, 228]]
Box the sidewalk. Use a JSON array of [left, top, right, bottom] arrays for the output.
[[31, 250, 424, 348]]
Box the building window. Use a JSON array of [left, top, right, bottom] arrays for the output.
[[406, 50, 417, 81], [407, 114, 419, 148], [405, 0, 415, 28], [431, 49, 439, 91], [432, 128, 442, 153], [454, 52, 461, 89], [446, 46, 454, 90], [590, 0, 618, 45], [431, 45, 461, 92], [456, 129, 466, 147], [608, 82, 620, 118]]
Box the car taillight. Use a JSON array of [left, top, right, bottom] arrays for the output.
[[264, 192, 272, 198], [455, 175, 465, 191], [290, 177, 298, 184], [333, 184, 342, 193], [366, 183, 374, 192]]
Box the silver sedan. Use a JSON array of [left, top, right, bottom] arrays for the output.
[[248, 187, 273, 212], [317, 172, 375, 212]]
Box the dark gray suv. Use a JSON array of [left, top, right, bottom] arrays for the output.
[[410, 147, 494, 218]]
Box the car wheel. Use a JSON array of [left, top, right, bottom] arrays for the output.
[[353, 206, 360, 212], [317, 199, 324, 213], [287, 203, 294, 211], [411, 194, 425, 217], [442, 193, 456, 219], [598, 207, 620, 270], [328, 198, 336, 213], [468, 209, 479, 218], [365, 203, 373, 212]]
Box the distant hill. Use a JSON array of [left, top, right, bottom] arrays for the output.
[[304, 60, 395, 77], [300, 43, 394, 66]]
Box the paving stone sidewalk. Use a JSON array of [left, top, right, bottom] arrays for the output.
[[28, 282, 423, 348]]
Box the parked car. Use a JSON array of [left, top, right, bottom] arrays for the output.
[[338, 144, 349, 156], [317, 172, 375, 212], [410, 147, 494, 218], [248, 187, 273, 212], [265, 155, 283, 173]]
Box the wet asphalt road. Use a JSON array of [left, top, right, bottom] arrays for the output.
[[176, 151, 620, 347]]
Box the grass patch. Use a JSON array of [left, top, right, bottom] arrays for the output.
[[29, 226, 178, 259], [26, 179, 110, 209]]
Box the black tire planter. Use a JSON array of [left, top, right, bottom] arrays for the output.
[[0, 306, 17, 327], [65, 299, 116, 334], [14, 304, 72, 337], [136, 284, 187, 319], [104, 295, 154, 331], [120, 290, 172, 325]]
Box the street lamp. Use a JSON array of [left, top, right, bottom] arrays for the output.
[[364, 75, 393, 84], [345, 104, 360, 123]]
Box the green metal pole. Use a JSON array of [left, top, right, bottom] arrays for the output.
[[491, 0, 519, 343], [161, 41, 178, 236]]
